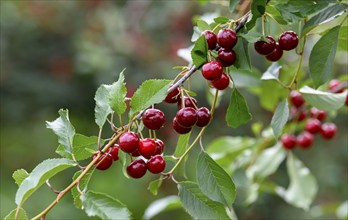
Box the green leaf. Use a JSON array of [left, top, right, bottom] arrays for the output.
[[233, 37, 251, 70], [81, 191, 132, 220], [261, 62, 282, 81], [4, 208, 28, 220], [306, 11, 347, 36], [109, 70, 127, 116], [178, 181, 231, 219], [12, 169, 29, 186], [271, 100, 289, 139], [336, 200, 348, 219], [129, 79, 172, 118], [55, 144, 73, 159], [15, 158, 76, 206], [119, 150, 130, 178], [71, 169, 94, 208], [196, 19, 210, 31], [246, 0, 267, 30], [229, 0, 239, 12], [173, 133, 191, 177], [148, 177, 163, 196], [214, 16, 230, 24], [143, 196, 181, 220], [309, 26, 340, 88], [282, 153, 318, 210], [238, 30, 263, 43], [191, 35, 208, 68], [46, 109, 75, 158], [226, 88, 252, 128], [338, 22, 348, 51], [265, 5, 287, 25], [300, 86, 347, 111], [72, 134, 102, 161], [246, 143, 286, 180], [95, 85, 113, 127], [197, 151, 236, 208]]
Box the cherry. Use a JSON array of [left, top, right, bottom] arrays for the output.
[[328, 79, 344, 93], [310, 107, 326, 121], [109, 144, 120, 161], [147, 155, 166, 174], [346, 93, 348, 106], [278, 31, 299, 51], [201, 61, 223, 80], [176, 107, 198, 128], [281, 134, 297, 149], [127, 158, 147, 179], [138, 138, 157, 159], [130, 149, 141, 157], [254, 36, 276, 55], [92, 153, 113, 170], [164, 86, 180, 103], [178, 96, 198, 109], [320, 122, 337, 140], [204, 30, 217, 50], [118, 132, 140, 153], [265, 42, 283, 62], [196, 107, 211, 127], [211, 73, 230, 90], [289, 90, 305, 108], [217, 48, 236, 67], [217, 28, 237, 49], [297, 132, 314, 148], [305, 118, 322, 134], [154, 139, 164, 155], [142, 108, 165, 130], [173, 117, 192, 134]]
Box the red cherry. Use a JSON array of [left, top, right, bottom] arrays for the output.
[[176, 107, 198, 128], [217, 48, 236, 67], [130, 149, 141, 157], [92, 153, 113, 170], [297, 109, 307, 122], [147, 155, 166, 174], [281, 134, 297, 149], [345, 93, 348, 106], [211, 73, 230, 90], [165, 86, 181, 103], [118, 132, 140, 153], [203, 30, 217, 50], [196, 107, 211, 127], [201, 61, 223, 80], [173, 117, 192, 134], [138, 138, 157, 159], [265, 42, 283, 62], [305, 118, 322, 134], [154, 139, 164, 155], [217, 28, 237, 49], [278, 31, 299, 51], [310, 107, 326, 121], [320, 122, 337, 140], [328, 79, 345, 93], [254, 36, 276, 55], [127, 158, 147, 179], [142, 108, 165, 130], [297, 132, 314, 148], [109, 144, 120, 161], [177, 96, 198, 109], [289, 90, 305, 108]]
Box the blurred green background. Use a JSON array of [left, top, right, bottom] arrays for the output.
[[1, 0, 347, 219]]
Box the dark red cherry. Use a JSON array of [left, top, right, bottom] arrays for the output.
[[211, 73, 230, 90], [147, 155, 166, 174], [196, 107, 211, 127], [289, 90, 305, 108], [278, 31, 299, 51], [305, 118, 322, 134], [328, 79, 345, 93], [265, 43, 283, 62], [165, 86, 181, 103], [320, 122, 337, 140], [176, 107, 198, 128], [127, 158, 147, 179], [204, 30, 217, 50], [93, 153, 113, 170], [142, 108, 165, 130], [118, 132, 140, 153], [178, 96, 198, 109], [173, 117, 192, 134], [202, 61, 223, 80], [281, 134, 297, 149], [154, 139, 164, 155], [138, 138, 157, 159], [346, 93, 348, 106], [217, 28, 237, 49], [297, 132, 314, 148], [254, 36, 276, 55], [310, 107, 326, 121], [109, 144, 120, 161], [130, 149, 141, 157], [217, 48, 236, 67]]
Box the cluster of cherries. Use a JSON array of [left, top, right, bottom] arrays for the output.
[[254, 31, 299, 62]]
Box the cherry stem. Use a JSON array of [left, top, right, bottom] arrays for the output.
[[287, 35, 307, 89]]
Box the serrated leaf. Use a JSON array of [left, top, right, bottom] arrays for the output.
[[129, 79, 172, 118], [234, 37, 251, 70], [13, 169, 29, 186], [246, 0, 267, 30], [173, 133, 191, 178], [148, 177, 163, 196], [143, 196, 181, 220], [109, 70, 127, 116], [46, 109, 75, 158], [197, 151, 236, 208], [95, 85, 113, 127], [238, 30, 263, 43], [226, 89, 252, 128], [4, 208, 28, 220], [306, 11, 347, 36], [261, 62, 282, 81], [71, 169, 94, 208], [72, 134, 102, 161], [178, 181, 230, 219], [81, 191, 132, 220], [309, 26, 340, 88], [191, 35, 208, 68], [271, 100, 289, 139], [15, 158, 76, 206], [55, 144, 73, 159], [214, 16, 230, 24], [265, 5, 287, 25], [197, 19, 210, 31], [300, 86, 347, 111]]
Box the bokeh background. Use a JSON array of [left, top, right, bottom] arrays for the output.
[[1, 0, 347, 219]]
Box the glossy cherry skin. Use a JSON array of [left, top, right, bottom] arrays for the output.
[[320, 122, 337, 140], [305, 118, 322, 134], [138, 138, 157, 159], [211, 73, 230, 90], [217, 48, 236, 67], [310, 108, 326, 121], [173, 117, 192, 134], [201, 61, 223, 80], [165, 86, 180, 103], [154, 139, 164, 155], [109, 144, 120, 161], [142, 108, 165, 130], [328, 79, 344, 93], [93, 153, 113, 171], [127, 158, 147, 179], [217, 28, 237, 49], [265, 43, 283, 62], [254, 36, 276, 55], [204, 30, 217, 50], [178, 96, 198, 109], [176, 107, 198, 128], [289, 90, 305, 108], [147, 155, 166, 174], [297, 132, 314, 148], [278, 31, 299, 51], [118, 132, 140, 153], [281, 134, 297, 149], [196, 107, 211, 127]]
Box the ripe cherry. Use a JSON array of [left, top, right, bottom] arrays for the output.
[[278, 31, 299, 51], [297, 132, 314, 148], [281, 134, 297, 149], [289, 90, 305, 108], [217, 48, 236, 67], [118, 132, 140, 153], [265, 42, 283, 62], [320, 122, 337, 140], [138, 138, 157, 159], [130, 149, 141, 157], [196, 107, 211, 127], [173, 117, 192, 134], [142, 108, 165, 130], [254, 36, 276, 55], [211, 73, 230, 90], [310, 107, 326, 121], [204, 30, 217, 50], [217, 28, 237, 49], [147, 155, 166, 174], [154, 139, 164, 155], [328, 79, 344, 93], [165, 86, 180, 103], [93, 153, 113, 170], [178, 96, 198, 109], [176, 107, 198, 128], [109, 144, 120, 161], [202, 61, 223, 80], [127, 158, 147, 179], [305, 118, 322, 134], [346, 93, 348, 106]]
